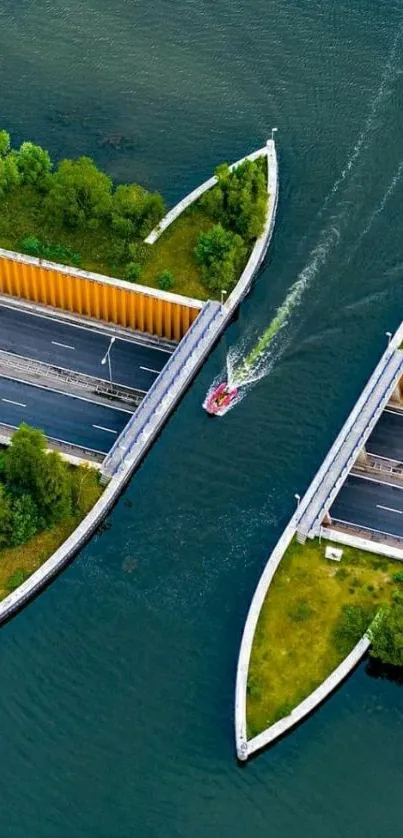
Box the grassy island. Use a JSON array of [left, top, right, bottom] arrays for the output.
[[0, 424, 102, 600], [247, 538, 402, 738], [0, 128, 268, 302]]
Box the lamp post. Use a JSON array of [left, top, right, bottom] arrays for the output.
[[386, 331, 392, 346], [271, 127, 278, 141], [220, 289, 227, 307], [294, 493, 301, 509], [101, 336, 116, 386]]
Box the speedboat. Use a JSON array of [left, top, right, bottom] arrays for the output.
[[203, 382, 238, 416]]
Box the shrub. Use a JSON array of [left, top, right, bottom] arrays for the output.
[[0, 484, 13, 548], [0, 129, 11, 157], [194, 223, 246, 293], [335, 567, 349, 581], [392, 572, 403, 584], [16, 141, 52, 187], [124, 262, 142, 282], [370, 604, 403, 667], [7, 569, 29, 592], [20, 235, 42, 257], [200, 157, 267, 243], [333, 604, 376, 655], [11, 494, 39, 546], [44, 156, 113, 229], [157, 270, 175, 291], [288, 599, 314, 623]]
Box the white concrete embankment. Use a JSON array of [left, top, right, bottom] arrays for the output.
[[0, 139, 279, 625], [236, 321, 403, 760], [246, 635, 370, 755]]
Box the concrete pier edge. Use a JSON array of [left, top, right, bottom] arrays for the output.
[[0, 138, 279, 625], [235, 319, 403, 761]]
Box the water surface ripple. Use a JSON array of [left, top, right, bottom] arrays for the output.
[[1, 1, 403, 835]]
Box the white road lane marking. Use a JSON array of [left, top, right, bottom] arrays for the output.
[[376, 504, 402, 514], [140, 366, 160, 374], [52, 341, 75, 350], [92, 424, 118, 434], [2, 398, 26, 407]]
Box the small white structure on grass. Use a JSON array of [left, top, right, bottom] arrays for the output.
[[325, 546, 343, 562]]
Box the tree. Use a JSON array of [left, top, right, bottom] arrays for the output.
[[11, 494, 39, 545], [111, 184, 165, 239], [0, 154, 20, 198], [5, 424, 72, 525], [5, 424, 47, 495], [16, 141, 52, 186], [194, 223, 246, 293], [0, 129, 11, 157], [44, 156, 112, 228], [0, 484, 13, 548], [333, 604, 376, 656], [200, 158, 267, 243], [370, 604, 403, 667]]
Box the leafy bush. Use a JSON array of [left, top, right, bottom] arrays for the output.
[[333, 604, 376, 655], [11, 494, 39, 546], [157, 270, 175, 291], [0, 154, 20, 198], [7, 569, 29, 592], [111, 184, 165, 240], [288, 599, 314, 623], [392, 572, 403, 584], [124, 262, 142, 282], [195, 223, 246, 293], [0, 484, 13, 548], [335, 566, 349, 581], [370, 604, 403, 666], [44, 156, 113, 229], [0, 129, 11, 157], [16, 141, 52, 187], [200, 157, 267, 243], [19, 236, 80, 265]]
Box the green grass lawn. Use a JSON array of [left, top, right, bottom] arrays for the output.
[[247, 538, 400, 738], [0, 467, 102, 600], [139, 207, 214, 300]]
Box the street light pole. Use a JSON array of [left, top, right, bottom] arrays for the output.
[[220, 289, 227, 307], [294, 493, 301, 509], [101, 336, 116, 386], [386, 331, 392, 346], [271, 127, 278, 142]]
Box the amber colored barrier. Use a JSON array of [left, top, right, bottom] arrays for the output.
[[0, 248, 202, 342]]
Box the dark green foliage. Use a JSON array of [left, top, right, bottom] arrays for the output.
[[194, 223, 246, 293], [370, 604, 403, 666], [5, 425, 72, 526], [124, 262, 142, 282], [0, 154, 20, 198], [392, 571, 403, 584], [16, 142, 52, 187], [0, 485, 13, 548], [200, 157, 267, 243], [11, 494, 39, 546], [288, 599, 314, 623], [157, 270, 175, 291], [6, 569, 29, 592], [19, 236, 80, 265], [0, 130, 11, 157], [111, 184, 165, 240], [335, 566, 349, 581], [44, 156, 113, 229], [333, 604, 376, 655]]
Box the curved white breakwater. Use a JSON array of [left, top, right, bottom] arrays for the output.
[[234, 512, 371, 761], [235, 319, 403, 761], [0, 139, 278, 625]]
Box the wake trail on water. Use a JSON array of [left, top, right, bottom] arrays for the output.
[[204, 24, 403, 415], [344, 160, 403, 266]]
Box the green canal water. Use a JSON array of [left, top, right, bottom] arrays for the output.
[[1, 1, 403, 835]]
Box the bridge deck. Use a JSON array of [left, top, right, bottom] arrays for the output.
[[297, 347, 403, 539]]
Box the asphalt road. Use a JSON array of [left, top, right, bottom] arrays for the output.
[[0, 304, 171, 392], [0, 377, 131, 454], [330, 474, 403, 538], [367, 408, 403, 462]]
